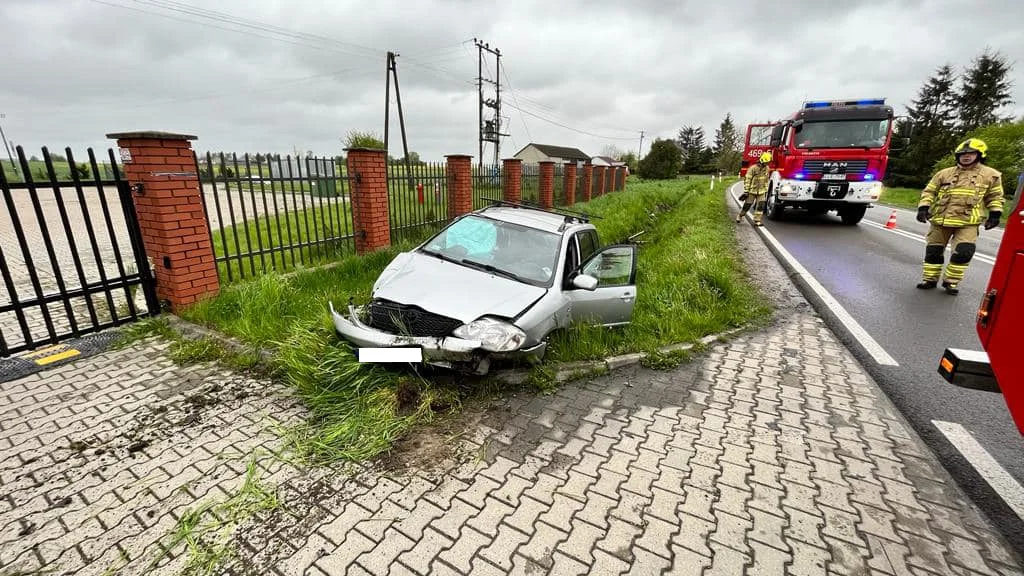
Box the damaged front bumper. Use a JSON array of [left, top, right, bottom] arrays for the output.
[[328, 301, 547, 373]]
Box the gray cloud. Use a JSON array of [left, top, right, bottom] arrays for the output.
[[2, 0, 1022, 162]]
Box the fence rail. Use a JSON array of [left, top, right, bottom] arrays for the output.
[[471, 164, 502, 210], [196, 152, 356, 283]]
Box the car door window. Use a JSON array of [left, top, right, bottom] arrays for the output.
[[562, 236, 580, 285], [577, 230, 598, 263], [581, 246, 635, 287]]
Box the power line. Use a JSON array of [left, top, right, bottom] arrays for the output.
[[500, 66, 533, 142], [503, 103, 638, 141]]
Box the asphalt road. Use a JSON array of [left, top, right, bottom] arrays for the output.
[[729, 182, 1024, 557]]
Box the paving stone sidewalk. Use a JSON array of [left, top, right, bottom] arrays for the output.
[[2, 199, 1023, 575]]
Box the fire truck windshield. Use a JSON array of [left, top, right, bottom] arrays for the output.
[[793, 118, 891, 149]]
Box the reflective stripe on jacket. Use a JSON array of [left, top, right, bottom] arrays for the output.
[[744, 163, 770, 196], [919, 163, 1004, 227]]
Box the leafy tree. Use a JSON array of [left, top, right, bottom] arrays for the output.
[[888, 64, 960, 187], [344, 130, 385, 150], [638, 138, 682, 179], [677, 125, 710, 173], [600, 144, 625, 159], [74, 163, 90, 179], [29, 155, 40, 162], [933, 119, 1024, 196], [619, 151, 638, 173], [956, 48, 1015, 134], [713, 113, 742, 174], [399, 151, 425, 165]]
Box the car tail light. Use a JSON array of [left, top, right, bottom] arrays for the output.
[[977, 289, 997, 327]]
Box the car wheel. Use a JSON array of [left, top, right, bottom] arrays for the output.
[[838, 204, 867, 225]]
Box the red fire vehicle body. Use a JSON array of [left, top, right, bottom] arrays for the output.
[[940, 175, 1024, 435]]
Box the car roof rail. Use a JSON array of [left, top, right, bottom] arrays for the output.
[[477, 196, 603, 225]]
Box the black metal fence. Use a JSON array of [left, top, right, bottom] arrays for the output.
[[196, 152, 355, 283], [471, 163, 502, 210], [386, 160, 449, 244], [1, 146, 158, 356]]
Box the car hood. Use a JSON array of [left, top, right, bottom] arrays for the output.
[[371, 251, 548, 324]]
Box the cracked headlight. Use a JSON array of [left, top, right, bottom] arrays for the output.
[[453, 317, 527, 352]]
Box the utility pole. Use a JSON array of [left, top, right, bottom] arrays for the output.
[[475, 38, 507, 168], [383, 51, 413, 187], [0, 113, 17, 178], [637, 130, 645, 159]]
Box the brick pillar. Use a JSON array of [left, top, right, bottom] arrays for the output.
[[502, 158, 522, 204], [446, 154, 473, 218], [107, 131, 218, 312], [538, 161, 555, 209], [594, 166, 606, 197], [346, 147, 390, 255], [564, 163, 577, 206], [582, 164, 593, 202]]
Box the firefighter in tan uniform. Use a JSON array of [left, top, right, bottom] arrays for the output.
[[737, 152, 772, 226], [916, 138, 1003, 295]]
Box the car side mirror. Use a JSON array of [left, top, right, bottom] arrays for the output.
[[572, 274, 599, 291]]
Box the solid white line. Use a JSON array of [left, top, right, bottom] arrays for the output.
[[933, 420, 1024, 521], [728, 183, 900, 367], [874, 203, 1004, 239], [861, 220, 996, 265]]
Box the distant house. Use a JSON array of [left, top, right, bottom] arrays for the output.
[[512, 143, 591, 166], [590, 155, 626, 167]]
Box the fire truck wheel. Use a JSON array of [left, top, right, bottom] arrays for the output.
[[838, 204, 867, 225], [766, 186, 785, 221]]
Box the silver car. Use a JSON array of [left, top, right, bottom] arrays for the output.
[[330, 202, 639, 374]]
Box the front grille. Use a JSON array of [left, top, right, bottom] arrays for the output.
[[802, 159, 869, 175], [366, 298, 462, 337]]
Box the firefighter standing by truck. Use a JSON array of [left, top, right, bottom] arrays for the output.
[[916, 138, 1003, 295], [737, 152, 772, 226]]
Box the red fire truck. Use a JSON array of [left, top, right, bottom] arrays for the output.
[[741, 98, 904, 225], [939, 175, 1024, 435]]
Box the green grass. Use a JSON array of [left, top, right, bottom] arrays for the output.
[[2, 158, 116, 183], [178, 176, 770, 465]]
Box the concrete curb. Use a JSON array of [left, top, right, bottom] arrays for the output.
[[486, 327, 749, 387]]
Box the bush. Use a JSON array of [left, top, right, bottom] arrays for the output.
[[638, 139, 682, 180]]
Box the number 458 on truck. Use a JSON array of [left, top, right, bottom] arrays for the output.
[[741, 98, 909, 225]]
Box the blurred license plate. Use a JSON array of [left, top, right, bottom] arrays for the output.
[[821, 173, 846, 181]]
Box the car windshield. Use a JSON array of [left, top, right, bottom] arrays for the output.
[[793, 119, 891, 149], [420, 214, 562, 285]]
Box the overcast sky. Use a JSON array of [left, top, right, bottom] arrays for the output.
[[2, 0, 1023, 163]]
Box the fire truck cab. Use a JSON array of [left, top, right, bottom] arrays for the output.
[[939, 175, 1024, 435], [741, 98, 900, 226]]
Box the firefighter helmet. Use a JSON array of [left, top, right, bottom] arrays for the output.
[[759, 151, 773, 164], [954, 138, 987, 159]]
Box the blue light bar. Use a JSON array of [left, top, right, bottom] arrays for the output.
[[864, 173, 875, 181], [795, 172, 805, 179], [803, 98, 887, 109]]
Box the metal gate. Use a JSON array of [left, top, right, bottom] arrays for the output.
[[0, 145, 159, 357]]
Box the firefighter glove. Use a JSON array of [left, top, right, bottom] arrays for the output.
[[739, 193, 749, 202], [985, 211, 1001, 230], [916, 206, 930, 223]]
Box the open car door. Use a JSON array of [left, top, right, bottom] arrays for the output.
[[741, 123, 777, 177], [568, 244, 638, 326]]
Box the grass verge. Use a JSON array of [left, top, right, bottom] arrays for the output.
[[177, 176, 770, 464]]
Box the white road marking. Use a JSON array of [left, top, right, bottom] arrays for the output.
[[861, 220, 996, 265], [933, 420, 1024, 521], [874, 203, 1005, 239], [728, 183, 900, 367]]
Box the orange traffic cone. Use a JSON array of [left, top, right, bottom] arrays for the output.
[[885, 210, 897, 229]]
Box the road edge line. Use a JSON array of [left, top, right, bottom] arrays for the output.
[[933, 420, 1024, 521], [728, 183, 899, 367], [861, 220, 996, 265]]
